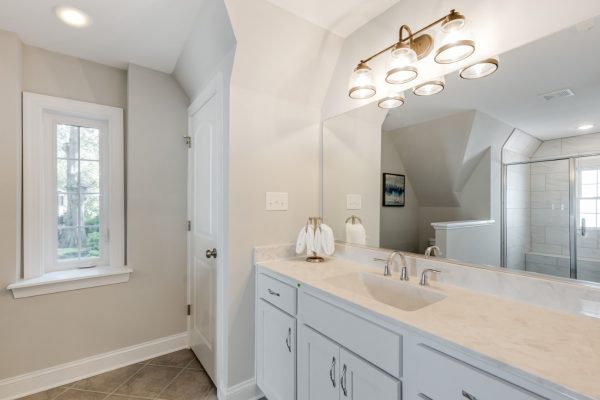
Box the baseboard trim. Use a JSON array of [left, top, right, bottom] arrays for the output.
[[221, 378, 262, 400], [0, 332, 189, 400]]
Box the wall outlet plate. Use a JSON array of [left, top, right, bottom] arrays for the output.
[[347, 194, 362, 210], [266, 192, 288, 211]]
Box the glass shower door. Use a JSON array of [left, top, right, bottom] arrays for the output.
[[505, 159, 571, 277], [575, 156, 600, 283]]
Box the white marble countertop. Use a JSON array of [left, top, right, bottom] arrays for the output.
[[257, 257, 600, 400]]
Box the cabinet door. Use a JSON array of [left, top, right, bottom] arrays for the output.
[[298, 325, 340, 400], [257, 300, 296, 400], [339, 348, 401, 400]]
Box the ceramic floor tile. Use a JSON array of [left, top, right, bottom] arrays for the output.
[[115, 365, 182, 398], [184, 356, 203, 371], [19, 387, 68, 400], [148, 350, 195, 368], [71, 364, 144, 393], [54, 389, 107, 400], [158, 370, 215, 400]]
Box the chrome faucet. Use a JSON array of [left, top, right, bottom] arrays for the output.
[[420, 268, 441, 285], [424, 245, 441, 258], [374, 251, 408, 279]]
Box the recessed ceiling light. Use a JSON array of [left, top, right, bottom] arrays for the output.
[[54, 6, 91, 28], [578, 124, 594, 131]]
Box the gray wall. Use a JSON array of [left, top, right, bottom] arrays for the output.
[[0, 37, 189, 379]]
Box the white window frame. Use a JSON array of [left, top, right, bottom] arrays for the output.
[[22, 92, 125, 279], [577, 167, 600, 230]]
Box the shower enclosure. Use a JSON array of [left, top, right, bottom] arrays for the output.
[[503, 155, 600, 283]]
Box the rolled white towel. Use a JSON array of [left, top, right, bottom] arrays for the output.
[[320, 224, 335, 256], [306, 225, 316, 256], [346, 222, 366, 245], [295, 226, 307, 254]]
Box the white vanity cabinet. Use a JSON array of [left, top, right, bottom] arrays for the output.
[[298, 325, 401, 400], [256, 273, 298, 400]]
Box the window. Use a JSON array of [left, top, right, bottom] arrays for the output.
[[22, 92, 125, 279], [578, 168, 600, 229]]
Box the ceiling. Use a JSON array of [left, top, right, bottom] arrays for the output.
[[265, 0, 400, 37], [0, 0, 205, 72], [382, 16, 600, 141]]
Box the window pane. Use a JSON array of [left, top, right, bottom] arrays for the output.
[[581, 184, 597, 198], [580, 199, 597, 214], [58, 193, 79, 227], [82, 195, 100, 226], [57, 159, 79, 193], [57, 124, 79, 159], [581, 214, 598, 228], [80, 226, 100, 259], [80, 161, 100, 193], [581, 170, 598, 185], [80, 127, 100, 160], [58, 227, 79, 260]]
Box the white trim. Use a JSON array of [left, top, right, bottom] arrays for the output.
[[22, 92, 124, 279], [187, 73, 228, 395], [6, 266, 132, 299], [220, 379, 262, 400], [431, 220, 495, 230], [0, 332, 189, 400]]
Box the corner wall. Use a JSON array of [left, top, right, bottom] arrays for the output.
[[224, 0, 343, 387]]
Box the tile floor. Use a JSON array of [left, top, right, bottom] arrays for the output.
[[19, 350, 216, 400]]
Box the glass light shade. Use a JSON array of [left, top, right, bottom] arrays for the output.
[[413, 77, 445, 96], [441, 12, 466, 33], [348, 64, 376, 99], [435, 39, 475, 64], [460, 58, 499, 79], [378, 90, 405, 109], [385, 43, 418, 84]]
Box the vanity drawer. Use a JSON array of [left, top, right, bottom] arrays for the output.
[[415, 344, 544, 400], [258, 273, 297, 315], [301, 292, 402, 379]]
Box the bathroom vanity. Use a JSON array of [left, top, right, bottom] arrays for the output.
[[254, 246, 600, 400]]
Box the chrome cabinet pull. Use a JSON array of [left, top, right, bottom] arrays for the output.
[[329, 357, 336, 388], [462, 390, 478, 400], [340, 364, 348, 396], [267, 288, 280, 297], [285, 327, 292, 352]]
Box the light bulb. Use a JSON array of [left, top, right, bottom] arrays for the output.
[[54, 6, 91, 28], [348, 63, 376, 99]]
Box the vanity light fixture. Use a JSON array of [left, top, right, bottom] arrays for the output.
[[54, 6, 91, 28], [460, 57, 499, 79], [349, 9, 487, 105], [578, 124, 594, 131], [413, 78, 446, 96]]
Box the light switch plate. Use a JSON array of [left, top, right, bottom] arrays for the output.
[[266, 192, 288, 211], [346, 194, 362, 210]]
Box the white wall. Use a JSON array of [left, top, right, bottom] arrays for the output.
[[323, 106, 386, 247], [0, 40, 189, 380], [224, 0, 343, 387]]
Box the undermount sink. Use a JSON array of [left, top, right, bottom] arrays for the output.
[[324, 272, 447, 311]]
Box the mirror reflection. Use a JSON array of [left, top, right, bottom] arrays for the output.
[[322, 17, 600, 283]]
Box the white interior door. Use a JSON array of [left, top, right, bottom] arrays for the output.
[[188, 83, 222, 385]]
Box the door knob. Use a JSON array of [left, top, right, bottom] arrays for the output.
[[205, 248, 217, 258]]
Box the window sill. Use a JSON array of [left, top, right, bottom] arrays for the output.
[[6, 266, 132, 299]]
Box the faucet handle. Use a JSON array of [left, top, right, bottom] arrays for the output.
[[373, 258, 391, 276], [373, 258, 387, 262], [400, 266, 409, 281]]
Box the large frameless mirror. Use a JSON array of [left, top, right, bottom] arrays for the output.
[[321, 16, 600, 284]]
